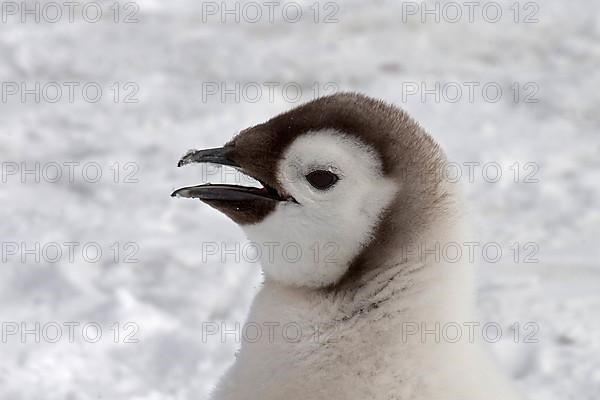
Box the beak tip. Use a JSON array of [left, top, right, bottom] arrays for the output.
[[175, 147, 236, 169], [176, 149, 200, 168]]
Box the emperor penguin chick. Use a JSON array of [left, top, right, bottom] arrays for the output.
[[172, 93, 524, 400]]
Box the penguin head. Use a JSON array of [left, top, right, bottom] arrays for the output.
[[173, 93, 447, 289]]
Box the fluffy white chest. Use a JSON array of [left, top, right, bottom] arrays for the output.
[[209, 262, 523, 400], [212, 284, 408, 399]]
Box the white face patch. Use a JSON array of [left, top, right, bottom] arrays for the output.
[[242, 130, 398, 288]]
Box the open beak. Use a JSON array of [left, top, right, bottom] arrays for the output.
[[171, 147, 292, 202], [171, 147, 295, 224]]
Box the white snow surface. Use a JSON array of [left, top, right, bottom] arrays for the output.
[[0, 0, 599, 399]]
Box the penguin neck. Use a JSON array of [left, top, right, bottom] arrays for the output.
[[330, 183, 475, 324], [253, 203, 475, 330]]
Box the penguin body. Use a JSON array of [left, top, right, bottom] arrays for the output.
[[172, 93, 524, 400]]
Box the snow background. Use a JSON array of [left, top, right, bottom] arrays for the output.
[[1, 0, 599, 399]]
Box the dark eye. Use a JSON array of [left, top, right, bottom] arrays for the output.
[[305, 170, 339, 190]]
